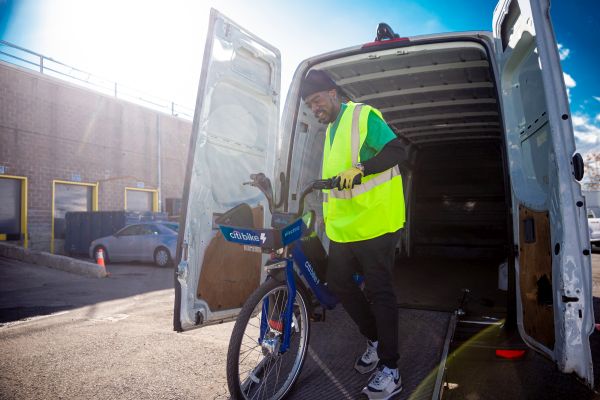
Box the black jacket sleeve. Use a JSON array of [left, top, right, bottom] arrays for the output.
[[362, 139, 410, 176]]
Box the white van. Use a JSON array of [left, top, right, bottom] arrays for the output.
[[173, 0, 594, 392]]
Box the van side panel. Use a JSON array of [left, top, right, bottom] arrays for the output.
[[518, 206, 554, 349]]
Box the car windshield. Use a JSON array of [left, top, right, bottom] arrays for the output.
[[160, 222, 179, 232], [115, 225, 141, 236], [148, 223, 176, 234]]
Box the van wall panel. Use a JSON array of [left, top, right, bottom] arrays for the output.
[[412, 142, 508, 257]]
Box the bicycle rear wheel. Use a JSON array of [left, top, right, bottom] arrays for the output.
[[227, 278, 310, 400]]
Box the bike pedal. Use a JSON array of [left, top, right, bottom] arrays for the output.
[[311, 308, 326, 322]]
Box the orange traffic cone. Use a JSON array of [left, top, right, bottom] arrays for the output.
[[96, 249, 105, 267], [96, 248, 109, 276]]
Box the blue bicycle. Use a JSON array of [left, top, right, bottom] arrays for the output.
[[219, 173, 350, 400]]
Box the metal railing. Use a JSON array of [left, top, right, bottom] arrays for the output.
[[0, 40, 194, 120]]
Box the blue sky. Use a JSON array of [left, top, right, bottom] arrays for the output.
[[1, 0, 599, 155]]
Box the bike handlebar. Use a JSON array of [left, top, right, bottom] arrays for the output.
[[244, 173, 362, 217], [296, 174, 362, 216], [310, 177, 340, 190]]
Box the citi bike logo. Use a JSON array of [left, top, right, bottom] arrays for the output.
[[283, 225, 301, 238], [304, 260, 320, 284], [229, 230, 267, 244]]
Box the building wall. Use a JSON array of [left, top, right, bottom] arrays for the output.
[[584, 191, 600, 208], [0, 61, 192, 251]]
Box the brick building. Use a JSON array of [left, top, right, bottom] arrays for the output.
[[0, 60, 193, 253]]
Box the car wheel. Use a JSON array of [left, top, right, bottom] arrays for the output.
[[154, 247, 172, 267], [93, 245, 109, 264]]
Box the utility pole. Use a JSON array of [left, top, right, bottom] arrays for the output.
[[157, 114, 162, 212]]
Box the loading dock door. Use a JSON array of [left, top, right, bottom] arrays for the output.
[[52, 180, 97, 253], [125, 188, 158, 212], [0, 177, 23, 241], [54, 183, 93, 239]]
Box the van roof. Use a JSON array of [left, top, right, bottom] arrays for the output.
[[298, 32, 500, 148]]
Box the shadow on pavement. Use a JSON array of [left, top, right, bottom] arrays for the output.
[[0, 256, 174, 324]]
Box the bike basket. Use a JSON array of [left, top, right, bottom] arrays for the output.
[[219, 225, 281, 249], [218, 214, 306, 250]]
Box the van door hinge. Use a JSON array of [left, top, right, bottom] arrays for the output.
[[176, 240, 189, 280], [176, 261, 188, 280], [182, 240, 189, 261]]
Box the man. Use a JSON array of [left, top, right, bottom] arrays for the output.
[[301, 69, 408, 400]]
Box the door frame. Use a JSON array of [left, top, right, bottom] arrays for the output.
[[0, 174, 28, 248], [124, 187, 159, 212], [51, 179, 98, 253]]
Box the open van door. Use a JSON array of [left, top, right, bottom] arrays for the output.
[[493, 0, 594, 386], [174, 9, 281, 331]]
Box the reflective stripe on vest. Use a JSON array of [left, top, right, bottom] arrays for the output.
[[321, 101, 405, 242], [328, 166, 402, 199]]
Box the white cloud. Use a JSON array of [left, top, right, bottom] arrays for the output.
[[563, 72, 576, 101], [594, 96, 600, 102], [572, 112, 600, 155], [557, 43, 570, 60], [563, 72, 576, 88]]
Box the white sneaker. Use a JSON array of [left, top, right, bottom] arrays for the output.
[[362, 365, 402, 400], [354, 340, 379, 374]]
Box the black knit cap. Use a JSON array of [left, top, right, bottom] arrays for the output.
[[300, 70, 337, 100]]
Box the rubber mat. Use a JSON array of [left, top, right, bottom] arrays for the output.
[[288, 307, 451, 399]]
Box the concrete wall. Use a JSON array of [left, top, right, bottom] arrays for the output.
[[0, 61, 192, 251]]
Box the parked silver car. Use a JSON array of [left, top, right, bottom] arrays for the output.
[[89, 222, 178, 267], [588, 207, 600, 247]]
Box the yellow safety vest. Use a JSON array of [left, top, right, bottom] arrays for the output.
[[322, 101, 405, 243]]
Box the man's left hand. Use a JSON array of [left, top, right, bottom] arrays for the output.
[[337, 167, 363, 190]]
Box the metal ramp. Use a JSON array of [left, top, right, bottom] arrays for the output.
[[288, 307, 452, 399]]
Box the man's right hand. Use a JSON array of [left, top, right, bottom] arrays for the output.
[[337, 167, 363, 190]]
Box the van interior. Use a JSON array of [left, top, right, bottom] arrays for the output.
[[289, 40, 512, 320]]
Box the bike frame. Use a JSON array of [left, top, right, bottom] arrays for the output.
[[218, 175, 347, 355], [261, 244, 339, 353]]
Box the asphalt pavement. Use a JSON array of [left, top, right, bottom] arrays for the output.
[[0, 257, 232, 400]]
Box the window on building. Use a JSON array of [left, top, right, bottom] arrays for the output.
[[125, 188, 158, 212], [0, 177, 24, 241], [53, 182, 94, 239]]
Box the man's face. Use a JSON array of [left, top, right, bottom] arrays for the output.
[[304, 89, 339, 124]]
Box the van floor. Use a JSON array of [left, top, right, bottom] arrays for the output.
[[392, 256, 507, 319]]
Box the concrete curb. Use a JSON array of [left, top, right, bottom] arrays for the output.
[[0, 242, 108, 278]]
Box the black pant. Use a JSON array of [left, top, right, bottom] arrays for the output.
[[326, 230, 401, 368]]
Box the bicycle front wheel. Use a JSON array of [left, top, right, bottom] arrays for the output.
[[227, 278, 310, 400]]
